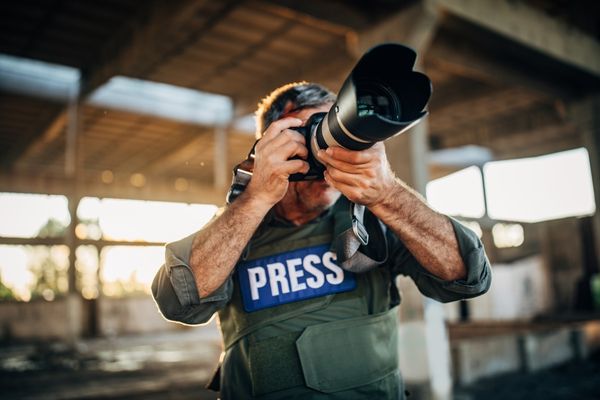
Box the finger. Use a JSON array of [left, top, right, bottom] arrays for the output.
[[325, 146, 373, 165], [278, 159, 310, 175], [318, 149, 371, 173], [262, 117, 303, 140], [270, 128, 306, 147], [257, 128, 305, 157], [277, 140, 309, 160], [324, 171, 362, 199], [325, 167, 363, 187]]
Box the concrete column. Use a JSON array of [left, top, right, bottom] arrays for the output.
[[214, 124, 229, 189], [66, 195, 80, 294], [403, 115, 453, 400], [478, 165, 498, 264], [64, 79, 82, 295], [65, 79, 81, 179], [569, 96, 600, 277], [64, 78, 82, 343]]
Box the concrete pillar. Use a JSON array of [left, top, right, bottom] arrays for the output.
[[214, 124, 229, 189], [65, 78, 81, 179], [351, 3, 453, 399], [569, 96, 600, 275], [65, 79, 82, 296], [64, 78, 82, 343], [66, 195, 80, 294], [569, 95, 600, 270], [397, 113, 453, 400]]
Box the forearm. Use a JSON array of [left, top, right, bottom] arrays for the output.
[[369, 178, 467, 281], [189, 191, 272, 298]]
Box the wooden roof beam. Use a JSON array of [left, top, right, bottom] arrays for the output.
[[80, 0, 215, 97], [9, 1, 216, 171], [426, 31, 577, 100], [13, 109, 67, 170], [347, 1, 439, 57], [430, 0, 600, 78]]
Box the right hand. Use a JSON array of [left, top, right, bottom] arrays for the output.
[[245, 117, 310, 207]]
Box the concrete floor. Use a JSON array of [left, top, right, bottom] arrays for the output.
[[454, 350, 600, 400], [0, 327, 222, 400], [1, 326, 599, 400]]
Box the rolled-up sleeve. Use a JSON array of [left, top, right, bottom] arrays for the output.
[[390, 217, 492, 303], [151, 232, 233, 325]]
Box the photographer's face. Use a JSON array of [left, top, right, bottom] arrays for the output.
[[276, 104, 341, 218]]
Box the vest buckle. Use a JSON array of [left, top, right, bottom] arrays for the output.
[[352, 216, 369, 246]]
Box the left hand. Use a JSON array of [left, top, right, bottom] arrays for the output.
[[317, 142, 396, 207]]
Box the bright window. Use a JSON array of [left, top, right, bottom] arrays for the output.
[[426, 166, 485, 218], [78, 197, 218, 243], [484, 148, 595, 222], [0, 245, 69, 301], [100, 246, 164, 297], [492, 223, 525, 248], [0, 193, 70, 238]]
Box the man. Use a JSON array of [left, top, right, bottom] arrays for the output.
[[152, 82, 491, 399]]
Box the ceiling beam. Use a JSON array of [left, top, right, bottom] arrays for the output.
[[234, 1, 441, 116], [80, 0, 215, 97], [254, 0, 370, 33], [426, 29, 576, 100], [347, 0, 439, 57], [0, 236, 166, 248], [430, 0, 600, 78], [439, 121, 579, 157], [12, 109, 67, 169], [492, 123, 579, 154], [429, 87, 546, 134], [9, 1, 215, 170], [493, 134, 581, 161], [233, 38, 354, 116], [142, 129, 212, 174]]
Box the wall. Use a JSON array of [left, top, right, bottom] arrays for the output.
[[98, 296, 185, 336], [0, 295, 187, 342], [470, 255, 553, 320], [0, 294, 83, 341], [540, 218, 587, 312]]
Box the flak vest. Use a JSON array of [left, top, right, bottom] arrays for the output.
[[214, 198, 404, 399]]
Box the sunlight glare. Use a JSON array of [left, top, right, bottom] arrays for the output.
[[0, 193, 70, 237], [101, 246, 164, 296], [79, 197, 218, 243], [484, 148, 596, 222], [0, 246, 34, 301], [426, 166, 485, 218]]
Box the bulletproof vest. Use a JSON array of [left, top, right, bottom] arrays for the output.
[[214, 199, 402, 398]]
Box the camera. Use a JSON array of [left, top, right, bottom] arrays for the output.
[[227, 43, 432, 203]]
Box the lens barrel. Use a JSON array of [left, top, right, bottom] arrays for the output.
[[313, 43, 431, 153]]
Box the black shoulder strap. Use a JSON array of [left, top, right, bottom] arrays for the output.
[[333, 197, 388, 273]]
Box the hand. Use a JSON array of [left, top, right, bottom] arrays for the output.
[[245, 117, 310, 207], [317, 142, 396, 207]]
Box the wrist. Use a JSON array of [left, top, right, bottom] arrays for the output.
[[236, 187, 276, 216], [369, 177, 402, 212]]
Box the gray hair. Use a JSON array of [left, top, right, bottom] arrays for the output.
[[255, 82, 336, 139]]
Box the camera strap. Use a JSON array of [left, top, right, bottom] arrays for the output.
[[334, 200, 387, 274], [226, 141, 260, 204], [351, 203, 369, 246]]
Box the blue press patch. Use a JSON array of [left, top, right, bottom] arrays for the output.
[[237, 244, 356, 312]]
